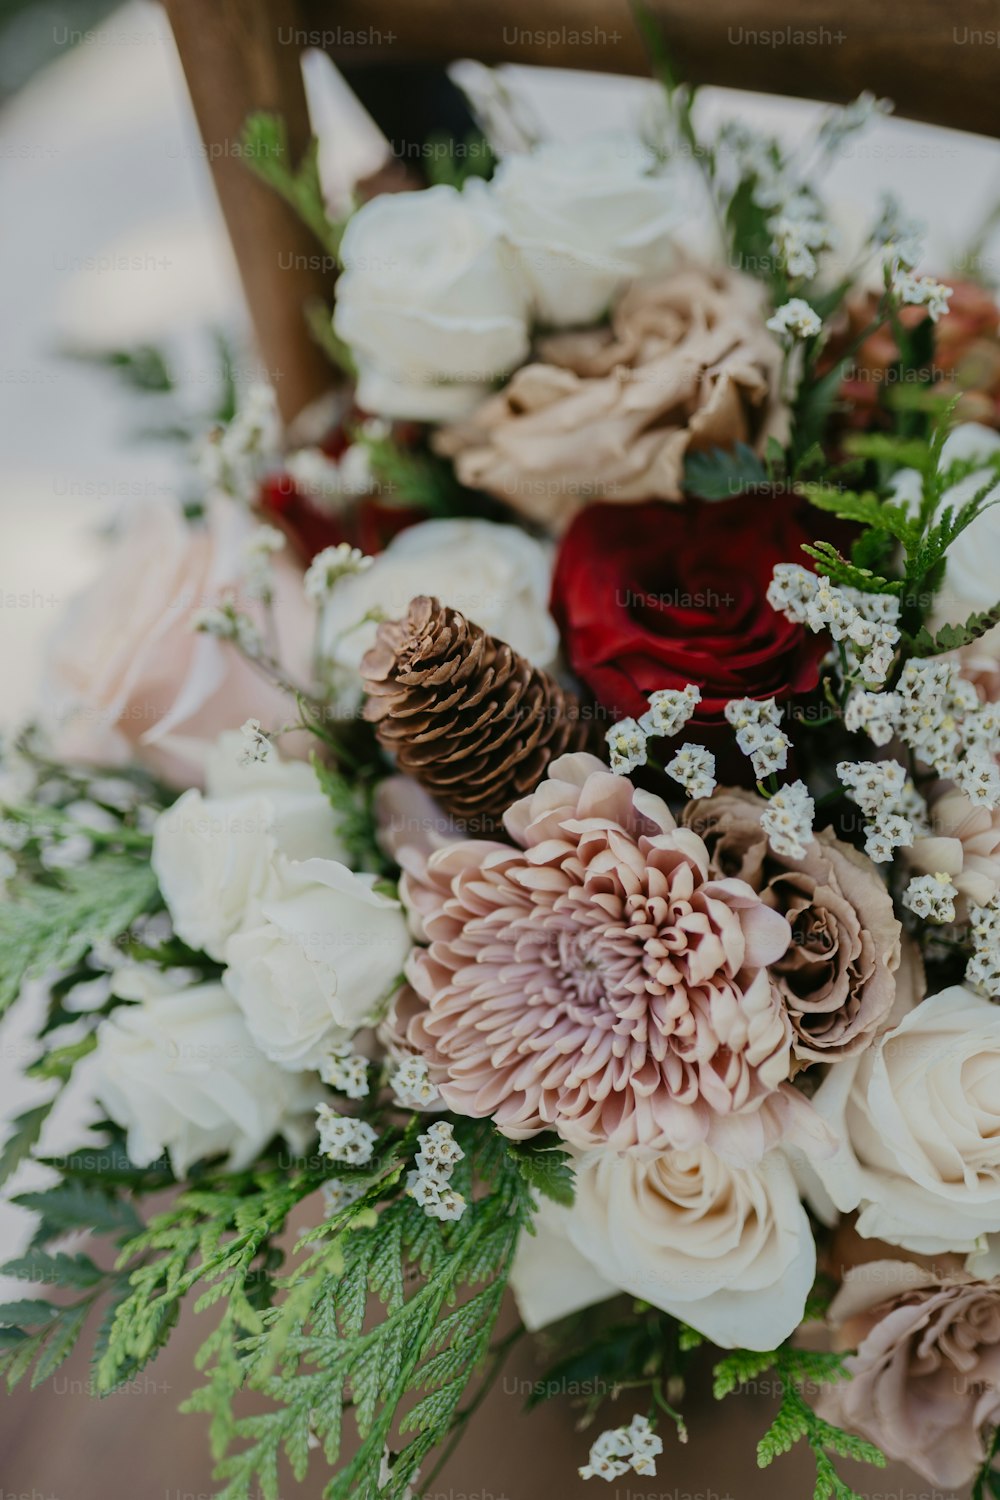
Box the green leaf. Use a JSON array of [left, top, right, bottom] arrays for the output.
[[713, 1347, 778, 1399], [202, 1121, 533, 1500], [0, 1102, 52, 1187], [909, 600, 1000, 655], [507, 1136, 575, 1207], [14, 1180, 142, 1246], [0, 1300, 63, 1326], [800, 539, 903, 594], [310, 754, 386, 875], [0, 854, 159, 1016], [241, 112, 342, 257], [718, 1342, 886, 1496], [972, 1423, 1000, 1500], [1, 1250, 104, 1290], [359, 430, 468, 518], [61, 343, 173, 393], [801, 484, 918, 547], [29, 1302, 92, 1388], [683, 442, 769, 501], [27, 1032, 97, 1082]]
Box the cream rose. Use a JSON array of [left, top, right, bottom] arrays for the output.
[[808, 984, 1000, 1253], [223, 855, 411, 1069], [93, 973, 320, 1175], [333, 182, 531, 420], [492, 133, 706, 326], [151, 734, 348, 961], [511, 1144, 815, 1349], [319, 518, 559, 675], [42, 497, 313, 788]]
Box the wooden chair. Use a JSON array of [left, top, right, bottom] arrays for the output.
[[162, 0, 1000, 422]]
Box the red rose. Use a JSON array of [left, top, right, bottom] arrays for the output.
[[551, 495, 828, 725]]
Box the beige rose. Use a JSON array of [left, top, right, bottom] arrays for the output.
[[43, 498, 312, 787], [435, 266, 787, 532], [818, 1259, 1000, 1487], [906, 785, 1000, 909], [683, 790, 901, 1062]]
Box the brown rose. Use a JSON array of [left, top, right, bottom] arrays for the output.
[[434, 266, 787, 532], [682, 789, 901, 1062], [819, 1259, 1000, 1487]]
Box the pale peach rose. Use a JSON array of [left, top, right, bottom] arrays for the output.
[[819, 1259, 1000, 1487], [906, 785, 1000, 909], [683, 790, 902, 1063], [43, 498, 313, 787], [434, 266, 788, 532]]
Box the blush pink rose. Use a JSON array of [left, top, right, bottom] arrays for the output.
[[820, 1259, 1000, 1487], [43, 498, 312, 787]]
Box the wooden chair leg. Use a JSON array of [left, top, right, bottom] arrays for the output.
[[163, 0, 337, 423]]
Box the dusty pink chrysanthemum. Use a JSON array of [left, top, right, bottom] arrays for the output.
[[399, 753, 794, 1154]]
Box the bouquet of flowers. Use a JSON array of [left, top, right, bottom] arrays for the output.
[[4, 59, 1000, 1500]]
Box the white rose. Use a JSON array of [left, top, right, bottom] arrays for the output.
[[333, 182, 530, 420], [319, 518, 559, 674], [223, 855, 411, 1069], [93, 974, 320, 1175], [151, 735, 348, 961], [807, 985, 1000, 1254], [492, 133, 703, 327], [511, 1145, 815, 1350]]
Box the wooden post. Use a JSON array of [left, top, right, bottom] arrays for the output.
[[163, 0, 337, 423]]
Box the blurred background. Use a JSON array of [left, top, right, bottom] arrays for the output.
[[1, 1, 999, 1495]]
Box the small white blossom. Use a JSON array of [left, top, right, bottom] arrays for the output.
[[191, 600, 262, 657], [304, 543, 374, 603], [891, 269, 953, 322], [316, 1105, 377, 1165], [967, 948, 1000, 999], [903, 872, 958, 924], [844, 690, 900, 747], [665, 743, 716, 800], [406, 1121, 466, 1220], [40, 832, 93, 870], [606, 718, 648, 776], [766, 298, 822, 340], [405, 1170, 443, 1209], [320, 1042, 370, 1100], [322, 1178, 366, 1217], [838, 759, 907, 816], [967, 896, 1000, 998], [238, 718, 272, 766], [197, 383, 282, 502], [872, 193, 924, 271], [766, 563, 817, 623], [760, 781, 815, 859], [864, 813, 914, 864], [389, 1055, 440, 1110], [428, 1186, 467, 1222], [240, 523, 286, 602], [955, 747, 1000, 810], [768, 213, 834, 280], [580, 1416, 662, 1484], [418, 1120, 464, 1169], [638, 685, 701, 739]]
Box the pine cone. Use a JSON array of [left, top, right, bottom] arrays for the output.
[[362, 595, 596, 834]]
